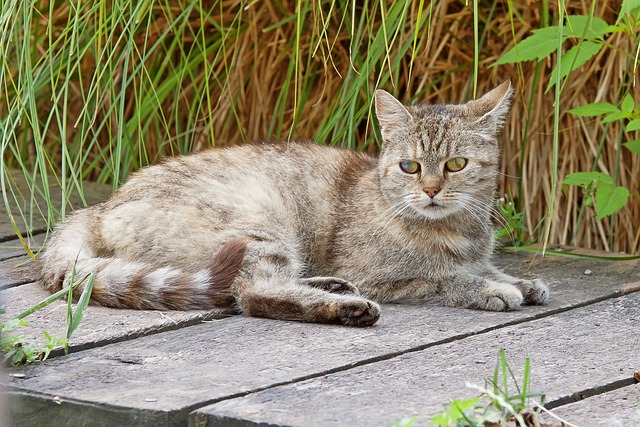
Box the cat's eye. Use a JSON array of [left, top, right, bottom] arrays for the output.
[[444, 157, 467, 172], [399, 160, 421, 174]]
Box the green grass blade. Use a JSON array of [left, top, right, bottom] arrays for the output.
[[14, 280, 80, 320], [542, 1, 565, 254], [68, 273, 95, 335], [521, 357, 530, 408]]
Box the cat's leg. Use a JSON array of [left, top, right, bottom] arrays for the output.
[[474, 264, 549, 305], [237, 284, 379, 326], [230, 239, 379, 326], [437, 273, 525, 311], [360, 275, 523, 311]]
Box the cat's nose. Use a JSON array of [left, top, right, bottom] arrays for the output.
[[424, 187, 440, 198]]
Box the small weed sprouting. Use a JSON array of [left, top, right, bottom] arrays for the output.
[[495, 195, 530, 248], [0, 316, 67, 366], [425, 348, 570, 427], [0, 267, 94, 366]]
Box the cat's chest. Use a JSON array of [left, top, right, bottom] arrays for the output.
[[384, 226, 482, 272], [332, 220, 489, 281]]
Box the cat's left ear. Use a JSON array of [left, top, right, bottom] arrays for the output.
[[375, 89, 413, 139], [465, 80, 513, 136]]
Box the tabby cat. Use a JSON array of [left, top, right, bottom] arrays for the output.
[[39, 81, 549, 327]]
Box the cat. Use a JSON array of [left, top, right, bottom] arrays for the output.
[[39, 81, 549, 327]]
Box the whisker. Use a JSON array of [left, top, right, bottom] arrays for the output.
[[454, 193, 517, 245]]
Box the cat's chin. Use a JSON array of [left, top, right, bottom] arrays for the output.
[[410, 204, 459, 221]]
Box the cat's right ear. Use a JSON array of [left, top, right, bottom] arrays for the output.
[[375, 90, 412, 139]]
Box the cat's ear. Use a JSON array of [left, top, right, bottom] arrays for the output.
[[465, 81, 513, 136], [375, 90, 412, 139]]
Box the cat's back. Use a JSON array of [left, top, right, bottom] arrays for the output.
[[91, 142, 374, 266], [114, 142, 372, 201]]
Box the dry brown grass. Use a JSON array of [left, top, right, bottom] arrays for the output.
[[3, 0, 638, 253]]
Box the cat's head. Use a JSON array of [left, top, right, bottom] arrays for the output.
[[374, 81, 512, 222]]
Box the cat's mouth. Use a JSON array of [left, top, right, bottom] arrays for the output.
[[412, 200, 458, 220], [422, 203, 446, 213], [422, 198, 443, 208]]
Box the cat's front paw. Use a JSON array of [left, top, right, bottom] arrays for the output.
[[339, 299, 380, 327], [514, 278, 550, 305], [473, 283, 523, 311]]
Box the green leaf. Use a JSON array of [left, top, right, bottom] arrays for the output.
[[563, 172, 613, 187], [595, 183, 629, 220], [431, 397, 479, 425], [568, 102, 619, 116], [621, 94, 635, 113], [626, 119, 640, 132], [602, 111, 630, 123], [69, 274, 95, 336], [624, 139, 640, 154], [564, 15, 611, 39], [547, 42, 602, 91], [618, 0, 640, 23], [493, 26, 560, 65]]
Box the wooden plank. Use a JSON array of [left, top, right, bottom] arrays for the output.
[[2, 254, 639, 427], [0, 234, 44, 262], [550, 384, 640, 427], [0, 282, 224, 352], [193, 292, 640, 427], [4, 390, 175, 427], [0, 256, 38, 288]]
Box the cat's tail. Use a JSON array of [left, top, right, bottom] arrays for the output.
[[39, 219, 246, 311]]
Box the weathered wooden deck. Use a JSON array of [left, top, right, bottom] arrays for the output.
[[1, 180, 639, 426]]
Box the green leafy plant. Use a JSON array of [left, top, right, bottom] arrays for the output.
[[495, 4, 640, 88], [0, 316, 67, 366], [495, 195, 530, 247], [564, 90, 639, 222], [569, 93, 640, 156], [562, 172, 630, 221], [492, 1, 640, 252], [494, 14, 612, 92]]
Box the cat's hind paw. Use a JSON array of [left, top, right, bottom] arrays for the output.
[[339, 299, 380, 327], [515, 278, 550, 305]]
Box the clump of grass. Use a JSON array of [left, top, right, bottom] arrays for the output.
[[405, 348, 572, 427], [1, 1, 638, 253]]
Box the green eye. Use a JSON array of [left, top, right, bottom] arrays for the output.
[[445, 158, 467, 172], [399, 160, 421, 174]]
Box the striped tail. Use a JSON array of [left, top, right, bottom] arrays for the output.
[[39, 239, 247, 311]]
